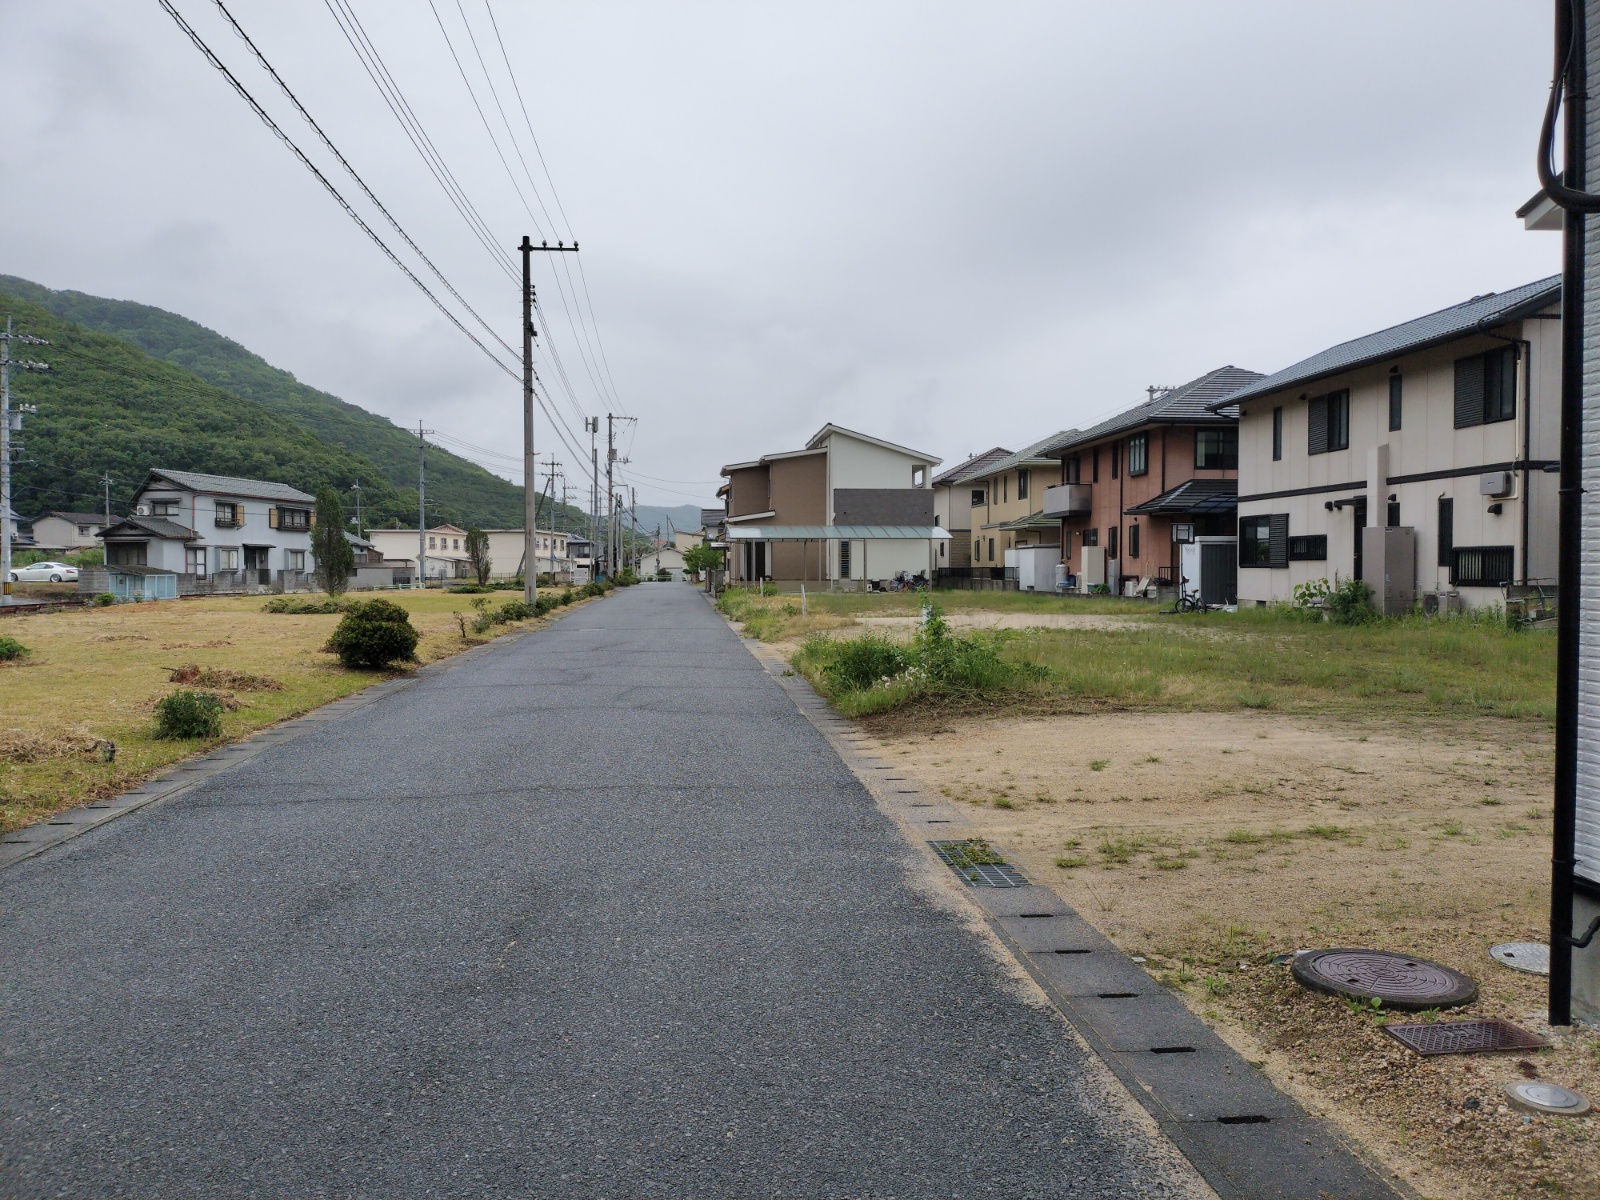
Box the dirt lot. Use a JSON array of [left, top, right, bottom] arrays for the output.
[[863, 709, 1598, 1200]]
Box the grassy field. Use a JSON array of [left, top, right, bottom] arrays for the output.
[[0, 589, 581, 832], [717, 587, 1555, 724]]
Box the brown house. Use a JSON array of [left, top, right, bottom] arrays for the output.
[[1043, 366, 1262, 589], [721, 447, 829, 581]]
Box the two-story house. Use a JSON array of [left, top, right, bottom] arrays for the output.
[[30, 511, 111, 553], [1043, 366, 1263, 593], [1215, 277, 1560, 611], [961, 432, 1079, 586], [366, 525, 573, 582], [931, 448, 1010, 569], [718, 423, 945, 588], [95, 468, 315, 593]]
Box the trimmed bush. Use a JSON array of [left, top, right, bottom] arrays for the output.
[[497, 600, 534, 622], [263, 596, 347, 615], [0, 635, 30, 661], [94, 592, 116, 607], [327, 598, 419, 669], [154, 689, 224, 739]]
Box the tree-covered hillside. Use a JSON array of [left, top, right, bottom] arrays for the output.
[[0, 278, 587, 532], [0, 275, 586, 531]]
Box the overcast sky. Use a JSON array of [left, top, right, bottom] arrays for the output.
[[0, 1, 1562, 509]]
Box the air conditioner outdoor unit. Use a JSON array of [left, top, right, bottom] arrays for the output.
[[1479, 471, 1515, 499], [134, 504, 150, 516], [1422, 591, 1463, 617]]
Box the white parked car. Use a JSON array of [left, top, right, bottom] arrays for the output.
[[8, 561, 79, 583]]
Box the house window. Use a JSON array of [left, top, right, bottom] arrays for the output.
[[1386, 500, 1401, 528], [213, 502, 241, 527], [1017, 469, 1030, 500], [1128, 523, 1140, 559], [1240, 514, 1289, 567], [1195, 428, 1239, 469], [185, 547, 206, 577], [1082, 528, 1098, 547], [273, 507, 309, 531], [970, 487, 986, 506], [1307, 390, 1350, 454], [1438, 497, 1454, 567], [1288, 535, 1327, 561], [1064, 455, 1081, 483], [912, 465, 926, 488], [1389, 372, 1403, 431], [453, 538, 460, 550], [1107, 526, 1119, 558], [1002, 476, 1008, 503], [216, 547, 239, 571], [151, 499, 181, 518], [1454, 347, 1518, 428], [988, 537, 995, 561], [1092, 447, 1100, 483], [1127, 434, 1148, 477], [77, 524, 93, 535], [1272, 407, 1283, 461], [1451, 545, 1514, 588], [429, 536, 436, 549], [285, 549, 306, 571], [1111, 440, 1119, 479], [839, 541, 851, 578]]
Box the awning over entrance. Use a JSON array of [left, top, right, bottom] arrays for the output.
[[723, 525, 951, 541], [1123, 479, 1238, 517]]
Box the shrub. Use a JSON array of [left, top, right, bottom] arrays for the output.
[[154, 689, 224, 739], [498, 600, 534, 622], [327, 598, 419, 669], [263, 596, 347, 615], [448, 583, 493, 594], [0, 635, 30, 661], [581, 580, 606, 598], [821, 634, 911, 691], [94, 592, 116, 607], [1293, 575, 1376, 625]]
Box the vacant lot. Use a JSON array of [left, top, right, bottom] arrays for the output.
[[718, 589, 1591, 1199], [0, 590, 572, 832]]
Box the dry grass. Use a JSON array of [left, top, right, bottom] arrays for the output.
[[0, 589, 575, 832]]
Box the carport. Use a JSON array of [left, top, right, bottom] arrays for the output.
[[723, 524, 951, 589]]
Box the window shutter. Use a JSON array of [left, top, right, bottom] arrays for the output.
[[1437, 497, 1454, 567], [1454, 354, 1485, 429], [269, 507, 279, 529], [1268, 514, 1289, 568], [1307, 395, 1328, 455]]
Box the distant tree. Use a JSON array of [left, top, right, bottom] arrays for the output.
[[682, 542, 724, 574], [312, 486, 355, 595], [464, 526, 492, 585]]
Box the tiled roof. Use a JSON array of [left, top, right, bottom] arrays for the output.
[[1124, 479, 1238, 516], [1216, 277, 1562, 407], [932, 447, 1011, 487], [144, 468, 314, 504], [42, 511, 109, 525], [973, 430, 1083, 479], [1056, 366, 1263, 453], [700, 507, 727, 529], [100, 515, 199, 541]]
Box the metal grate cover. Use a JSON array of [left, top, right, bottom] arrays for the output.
[[930, 840, 1029, 888], [1292, 948, 1479, 1010], [1385, 1018, 1547, 1057]]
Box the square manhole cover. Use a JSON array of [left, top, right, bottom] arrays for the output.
[[1384, 1018, 1547, 1057], [929, 839, 1029, 888]]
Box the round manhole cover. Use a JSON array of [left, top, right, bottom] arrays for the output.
[[1505, 1082, 1591, 1117], [1489, 942, 1550, 976], [1291, 948, 1478, 1010]]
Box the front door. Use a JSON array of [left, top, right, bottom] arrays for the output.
[[1352, 499, 1367, 582], [244, 546, 270, 585]]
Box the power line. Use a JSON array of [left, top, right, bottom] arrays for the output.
[[208, 0, 518, 363], [156, 0, 520, 385]]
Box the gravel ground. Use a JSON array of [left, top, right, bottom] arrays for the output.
[[0, 584, 1206, 1199]]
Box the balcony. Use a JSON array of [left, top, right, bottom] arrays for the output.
[[1041, 483, 1091, 518]]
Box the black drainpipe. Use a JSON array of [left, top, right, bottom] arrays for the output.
[[1550, 0, 1585, 1027]]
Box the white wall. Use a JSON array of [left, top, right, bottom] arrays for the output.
[[821, 429, 938, 580]]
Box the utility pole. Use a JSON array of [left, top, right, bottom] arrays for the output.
[[604, 412, 636, 577], [416, 421, 434, 589], [349, 481, 363, 537], [1, 318, 48, 604], [100, 472, 115, 529], [540, 455, 560, 583], [630, 486, 639, 574], [520, 236, 580, 606], [586, 417, 599, 582]]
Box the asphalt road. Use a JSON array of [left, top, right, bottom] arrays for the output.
[[1, 584, 1201, 1198]]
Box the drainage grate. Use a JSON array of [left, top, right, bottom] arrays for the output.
[[929, 839, 1029, 888], [1385, 1018, 1547, 1057], [1216, 1114, 1271, 1125], [1291, 948, 1479, 1010], [1150, 1046, 1196, 1054]]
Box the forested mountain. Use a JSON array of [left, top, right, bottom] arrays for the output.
[[0, 277, 587, 532]]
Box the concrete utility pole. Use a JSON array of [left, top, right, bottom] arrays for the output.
[[540, 455, 560, 582], [520, 236, 579, 606], [587, 417, 600, 581], [349, 481, 362, 537], [100, 472, 114, 529], [603, 413, 636, 577], [1, 318, 48, 605], [630, 486, 639, 574], [416, 421, 432, 589]]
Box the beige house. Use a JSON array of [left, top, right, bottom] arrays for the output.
[[1220, 276, 1560, 610], [931, 448, 1009, 569], [719, 423, 945, 588], [366, 525, 574, 582], [31, 511, 111, 552], [961, 432, 1078, 573]]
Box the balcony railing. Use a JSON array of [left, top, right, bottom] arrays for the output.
[[1041, 483, 1091, 518]]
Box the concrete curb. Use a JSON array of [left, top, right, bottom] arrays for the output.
[[0, 599, 593, 870], [721, 609, 1410, 1200]]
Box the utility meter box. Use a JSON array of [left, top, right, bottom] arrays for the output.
[[1079, 546, 1106, 591], [1362, 526, 1417, 617]]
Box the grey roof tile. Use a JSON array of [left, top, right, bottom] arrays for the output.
[[1056, 366, 1263, 453], [145, 468, 315, 504], [100, 515, 200, 541], [932, 447, 1012, 487], [1216, 276, 1561, 407]]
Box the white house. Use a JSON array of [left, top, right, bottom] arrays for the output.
[[718, 423, 947, 588], [30, 511, 109, 552], [95, 468, 315, 593], [366, 525, 574, 581], [1217, 277, 1560, 611], [931, 448, 1011, 569]]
